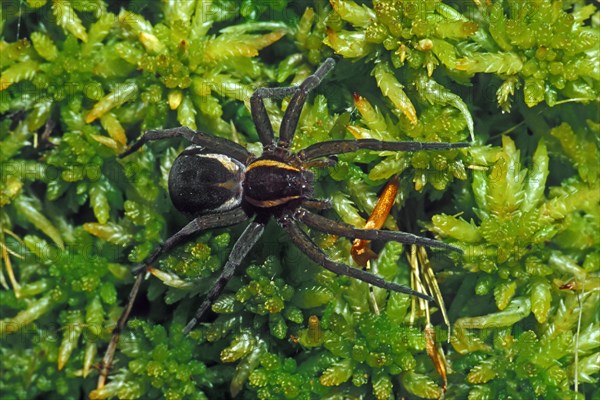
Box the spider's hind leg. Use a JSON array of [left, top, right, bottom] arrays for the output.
[[96, 273, 143, 390], [183, 220, 265, 334], [131, 208, 250, 274], [96, 208, 249, 390], [120, 126, 250, 163]]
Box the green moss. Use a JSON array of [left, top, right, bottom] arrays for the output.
[[1, 1, 598, 399]]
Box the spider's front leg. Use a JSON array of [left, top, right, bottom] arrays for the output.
[[299, 139, 470, 161], [278, 58, 335, 148], [250, 58, 336, 151], [296, 207, 463, 253], [251, 86, 299, 148], [278, 213, 435, 301]]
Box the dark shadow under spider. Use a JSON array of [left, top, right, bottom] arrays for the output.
[[97, 58, 468, 389]]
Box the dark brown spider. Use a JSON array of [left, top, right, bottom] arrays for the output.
[[97, 58, 467, 388]]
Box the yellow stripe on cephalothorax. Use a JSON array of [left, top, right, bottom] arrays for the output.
[[246, 159, 300, 172], [245, 195, 301, 208]]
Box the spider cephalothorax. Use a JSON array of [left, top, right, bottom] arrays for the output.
[[98, 58, 468, 388], [243, 157, 315, 209]]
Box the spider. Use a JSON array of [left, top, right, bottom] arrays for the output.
[[97, 58, 468, 388]]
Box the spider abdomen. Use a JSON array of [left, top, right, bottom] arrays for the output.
[[243, 158, 313, 208], [168, 151, 245, 214]]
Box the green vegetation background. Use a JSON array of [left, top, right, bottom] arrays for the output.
[[1, 0, 598, 399]]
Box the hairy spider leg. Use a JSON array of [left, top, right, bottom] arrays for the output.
[[97, 207, 249, 389], [251, 57, 335, 149], [131, 208, 250, 274], [251, 86, 299, 147], [299, 139, 471, 161], [278, 213, 435, 302], [278, 58, 336, 148], [97, 272, 143, 389], [183, 221, 265, 334], [119, 126, 251, 163], [301, 199, 333, 210], [296, 207, 463, 253]]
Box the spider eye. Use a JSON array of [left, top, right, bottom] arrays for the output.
[[168, 152, 245, 214]]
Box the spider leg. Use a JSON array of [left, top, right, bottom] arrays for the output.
[[251, 86, 299, 147], [278, 213, 434, 302], [299, 139, 470, 161], [120, 126, 251, 163], [96, 272, 143, 390], [97, 207, 248, 389], [296, 208, 463, 253], [132, 208, 250, 274], [183, 220, 265, 334], [302, 199, 332, 210], [302, 156, 337, 169], [278, 58, 336, 148]]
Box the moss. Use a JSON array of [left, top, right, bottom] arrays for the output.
[[1, 1, 599, 399]]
